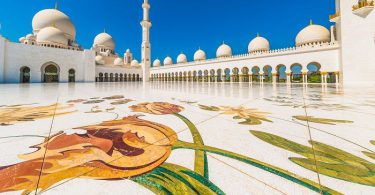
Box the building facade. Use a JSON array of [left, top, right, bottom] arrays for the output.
[[150, 0, 375, 85], [0, 0, 374, 84], [0, 2, 144, 84]]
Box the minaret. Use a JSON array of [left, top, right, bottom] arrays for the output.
[[140, 0, 152, 82]]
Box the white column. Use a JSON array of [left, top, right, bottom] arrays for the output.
[[141, 0, 152, 82], [0, 35, 5, 83], [272, 73, 277, 84], [260, 74, 264, 84], [286, 72, 291, 84], [302, 72, 308, 84]]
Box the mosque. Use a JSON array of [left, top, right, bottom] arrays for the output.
[[0, 1, 145, 83], [0, 0, 374, 85]]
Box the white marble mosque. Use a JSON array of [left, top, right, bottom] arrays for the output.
[[0, 0, 374, 85], [1, 1, 375, 195]]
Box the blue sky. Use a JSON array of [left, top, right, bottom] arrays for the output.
[[0, 0, 335, 61]]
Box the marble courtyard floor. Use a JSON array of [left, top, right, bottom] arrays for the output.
[[0, 82, 375, 195]]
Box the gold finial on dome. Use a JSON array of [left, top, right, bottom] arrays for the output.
[[54, 0, 58, 10], [257, 33, 260, 37], [310, 19, 313, 26]]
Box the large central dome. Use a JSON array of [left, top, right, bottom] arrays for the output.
[[32, 9, 76, 41], [36, 26, 68, 46]]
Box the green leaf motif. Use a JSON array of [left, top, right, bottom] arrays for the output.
[[293, 116, 353, 125], [198, 105, 221, 112], [250, 130, 375, 186], [133, 163, 225, 195]]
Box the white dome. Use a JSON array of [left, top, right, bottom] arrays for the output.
[[216, 43, 232, 58], [32, 9, 76, 40], [177, 53, 188, 64], [114, 58, 123, 66], [131, 59, 139, 67], [36, 27, 68, 45], [194, 49, 206, 61], [19, 37, 26, 43], [164, 56, 173, 65], [248, 36, 270, 53], [95, 56, 105, 65], [153, 59, 161, 67], [296, 24, 330, 46], [93, 32, 115, 50]]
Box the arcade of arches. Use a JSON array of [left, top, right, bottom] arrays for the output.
[[19, 64, 77, 83], [150, 63, 340, 84], [96, 73, 141, 82], [19, 65, 141, 83]]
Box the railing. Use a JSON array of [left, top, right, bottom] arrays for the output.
[[353, 0, 374, 11], [151, 42, 339, 70]]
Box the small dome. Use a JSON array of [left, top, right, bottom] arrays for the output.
[[177, 53, 187, 64], [32, 9, 76, 40], [153, 59, 161, 67], [126, 49, 131, 53], [114, 57, 123, 66], [164, 56, 173, 65], [93, 32, 115, 50], [36, 26, 68, 45], [95, 55, 105, 65], [131, 59, 139, 67], [296, 23, 330, 47], [194, 49, 206, 61], [216, 43, 232, 58], [19, 37, 26, 43], [25, 34, 35, 40], [248, 35, 270, 53]]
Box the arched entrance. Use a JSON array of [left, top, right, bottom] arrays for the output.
[[224, 68, 231, 82], [276, 64, 287, 83], [307, 62, 322, 83], [20, 67, 30, 83], [198, 70, 203, 82], [210, 69, 215, 82], [263, 65, 272, 83], [251, 66, 260, 82], [68, 69, 75, 83], [99, 73, 104, 82], [291, 63, 303, 83], [115, 73, 119, 82], [42, 64, 59, 83], [242, 67, 249, 82], [232, 68, 240, 82], [217, 69, 222, 82], [203, 70, 209, 82], [104, 73, 109, 82]]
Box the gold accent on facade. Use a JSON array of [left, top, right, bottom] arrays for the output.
[[353, 0, 374, 11], [329, 12, 340, 20]]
